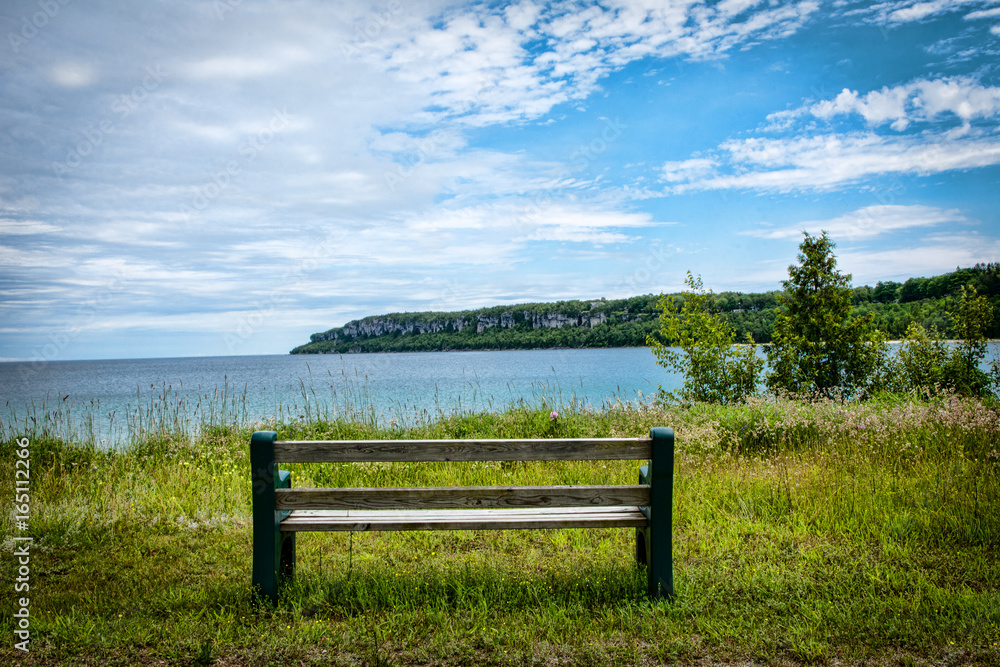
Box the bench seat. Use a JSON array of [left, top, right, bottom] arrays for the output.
[[281, 506, 649, 532]]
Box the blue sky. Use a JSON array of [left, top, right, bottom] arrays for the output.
[[1, 0, 999, 361]]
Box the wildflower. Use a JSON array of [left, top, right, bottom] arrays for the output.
[[550, 411, 559, 422]]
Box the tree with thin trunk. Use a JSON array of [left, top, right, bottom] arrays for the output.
[[766, 231, 887, 399]]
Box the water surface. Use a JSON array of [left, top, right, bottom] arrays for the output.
[[0, 348, 672, 444]]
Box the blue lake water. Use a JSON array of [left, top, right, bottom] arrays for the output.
[[0, 349, 673, 443], [3, 344, 997, 446]]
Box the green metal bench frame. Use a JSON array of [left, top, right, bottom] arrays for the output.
[[251, 427, 674, 603]]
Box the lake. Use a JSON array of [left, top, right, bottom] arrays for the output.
[[0, 348, 673, 444], [4, 344, 997, 446]]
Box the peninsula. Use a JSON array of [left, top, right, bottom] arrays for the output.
[[290, 264, 999, 354]]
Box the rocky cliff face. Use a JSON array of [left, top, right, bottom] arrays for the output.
[[311, 316, 464, 342], [311, 309, 614, 343]]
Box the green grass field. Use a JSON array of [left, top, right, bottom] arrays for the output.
[[2, 393, 999, 666]]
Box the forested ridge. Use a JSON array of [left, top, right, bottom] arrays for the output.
[[290, 264, 1000, 354]]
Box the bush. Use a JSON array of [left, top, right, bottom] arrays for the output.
[[648, 272, 763, 404], [893, 285, 996, 397]]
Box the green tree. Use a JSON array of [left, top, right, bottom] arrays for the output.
[[945, 285, 993, 395], [873, 280, 901, 303], [766, 232, 888, 399], [893, 285, 995, 396], [894, 323, 951, 392], [648, 272, 763, 403]]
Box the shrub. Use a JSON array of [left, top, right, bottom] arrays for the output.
[[648, 272, 763, 404], [894, 285, 996, 397]]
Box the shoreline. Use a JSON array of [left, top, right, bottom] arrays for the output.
[[292, 344, 655, 355], [290, 339, 1000, 355]]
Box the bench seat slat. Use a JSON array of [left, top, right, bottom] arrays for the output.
[[280, 507, 648, 532], [274, 437, 652, 463], [282, 506, 639, 524], [276, 484, 651, 510]]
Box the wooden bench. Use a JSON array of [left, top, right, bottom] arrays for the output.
[[251, 427, 674, 603]]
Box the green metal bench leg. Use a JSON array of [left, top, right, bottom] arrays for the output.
[[646, 427, 674, 599], [251, 431, 294, 604]]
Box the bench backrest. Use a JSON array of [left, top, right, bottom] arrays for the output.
[[263, 435, 654, 511], [272, 436, 653, 462]]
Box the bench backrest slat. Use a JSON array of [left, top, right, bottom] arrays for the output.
[[276, 484, 651, 510], [274, 437, 651, 463]]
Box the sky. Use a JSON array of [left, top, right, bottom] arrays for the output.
[[1, 0, 999, 361]]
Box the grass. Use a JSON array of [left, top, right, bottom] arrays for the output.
[[1, 391, 999, 666]]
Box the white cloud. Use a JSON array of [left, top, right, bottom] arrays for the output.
[[514, 204, 661, 244], [867, 0, 993, 24], [741, 205, 970, 240], [361, 0, 822, 128], [892, 1, 954, 21], [838, 233, 1000, 284], [663, 76, 1000, 193], [810, 77, 1000, 129], [170, 120, 239, 143], [0, 244, 61, 268], [48, 62, 96, 88], [182, 47, 312, 80], [661, 158, 717, 182], [761, 108, 806, 132], [0, 219, 62, 235], [198, 199, 661, 280], [725, 230, 1000, 291], [669, 131, 1000, 192], [965, 6, 1000, 17]]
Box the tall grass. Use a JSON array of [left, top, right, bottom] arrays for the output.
[[1, 390, 998, 665], [0, 369, 615, 453]]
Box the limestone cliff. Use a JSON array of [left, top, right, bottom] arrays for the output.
[[292, 296, 663, 353], [309, 308, 614, 344]]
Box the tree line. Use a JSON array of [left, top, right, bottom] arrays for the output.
[[291, 262, 1000, 355], [649, 233, 999, 402]]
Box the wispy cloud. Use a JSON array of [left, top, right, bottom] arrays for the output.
[[360, 0, 823, 128], [838, 232, 1000, 283], [741, 204, 971, 240], [662, 131, 1000, 192], [865, 0, 996, 24], [664, 75, 1000, 192], [965, 5, 1000, 18]]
